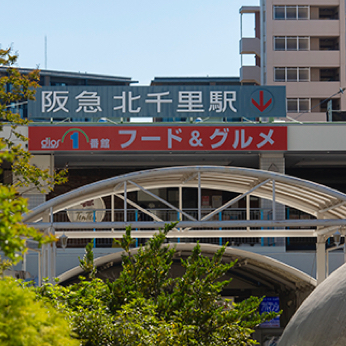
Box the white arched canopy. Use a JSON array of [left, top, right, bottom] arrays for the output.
[[24, 165, 346, 240], [23, 165, 346, 286]]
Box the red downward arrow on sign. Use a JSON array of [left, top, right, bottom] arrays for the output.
[[252, 91, 272, 112]]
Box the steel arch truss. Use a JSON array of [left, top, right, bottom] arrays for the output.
[[24, 165, 346, 240]]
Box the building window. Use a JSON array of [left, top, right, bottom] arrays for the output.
[[299, 68, 309, 81], [298, 37, 309, 50], [286, 37, 297, 50], [274, 68, 285, 81], [286, 6, 297, 19], [299, 99, 310, 112], [298, 6, 309, 19], [274, 5, 309, 20], [274, 37, 285, 50], [274, 67, 310, 82], [287, 98, 310, 112], [287, 99, 298, 112], [274, 37, 309, 51], [287, 68, 298, 81], [274, 6, 285, 19]]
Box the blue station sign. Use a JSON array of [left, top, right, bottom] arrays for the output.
[[28, 85, 286, 119]]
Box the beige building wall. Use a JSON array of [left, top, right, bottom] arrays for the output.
[[240, 0, 346, 122]]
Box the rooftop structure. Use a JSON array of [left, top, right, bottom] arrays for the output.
[[0, 66, 136, 86], [150, 76, 250, 86]]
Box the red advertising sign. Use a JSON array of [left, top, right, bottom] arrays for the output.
[[28, 125, 287, 151]]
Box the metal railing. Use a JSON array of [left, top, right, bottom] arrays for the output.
[[55, 207, 275, 249], [54, 207, 319, 250]]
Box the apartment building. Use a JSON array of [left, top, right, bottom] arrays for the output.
[[240, 0, 346, 121]]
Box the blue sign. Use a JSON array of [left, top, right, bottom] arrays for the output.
[[28, 85, 286, 119], [260, 297, 280, 328]]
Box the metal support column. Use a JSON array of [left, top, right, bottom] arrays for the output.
[[124, 181, 127, 222], [179, 186, 183, 221], [49, 207, 56, 283], [111, 193, 114, 232], [41, 210, 49, 282], [50, 230, 56, 283], [272, 180, 276, 221], [40, 208, 56, 284], [246, 194, 250, 232], [38, 251, 41, 286], [316, 236, 326, 285], [198, 172, 201, 221], [179, 186, 182, 243]]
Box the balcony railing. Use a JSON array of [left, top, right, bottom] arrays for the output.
[[52, 207, 324, 250], [54, 207, 288, 249]]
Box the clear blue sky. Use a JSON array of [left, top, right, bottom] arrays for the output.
[[3, 0, 259, 85]]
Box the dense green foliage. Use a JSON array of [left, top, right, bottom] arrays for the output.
[[0, 49, 73, 345], [38, 223, 278, 345], [0, 48, 67, 264], [0, 277, 78, 346]]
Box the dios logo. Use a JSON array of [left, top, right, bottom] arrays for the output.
[[40, 128, 89, 150], [41, 137, 61, 149]]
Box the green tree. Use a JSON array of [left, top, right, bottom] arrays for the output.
[[38, 222, 278, 345], [79, 239, 98, 279], [0, 48, 67, 265], [0, 49, 74, 345], [39, 277, 116, 346], [0, 277, 78, 346]]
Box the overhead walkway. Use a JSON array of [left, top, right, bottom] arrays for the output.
[[23, 166, 346, 285]]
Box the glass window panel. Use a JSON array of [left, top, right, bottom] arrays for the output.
[[287, 37, 297, 50], [274, 37, 285, 50], [298, 37, 309, 50], [274, 68, 285, 81], [299, 68, 309, 81], [286, 6, 297, 19], [298, 6, 309, 19], [274, 6, 285, 19], [287, 68, 298, 81], [299, 99, 310, 112], [287, 99, 298, 112]]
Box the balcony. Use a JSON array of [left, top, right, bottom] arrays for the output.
[[271, 20, 340, 37], [271, 51, 340, 68], [240, 37, 261, 57], [285, 111, 327, 122], [283, 81, 341, 98], [240, 66, 261, 84]]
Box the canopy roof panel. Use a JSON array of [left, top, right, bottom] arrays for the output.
[[24, 166, 346, 224]]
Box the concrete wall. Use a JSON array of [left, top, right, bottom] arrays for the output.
[[287, 124, 346, 150]]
